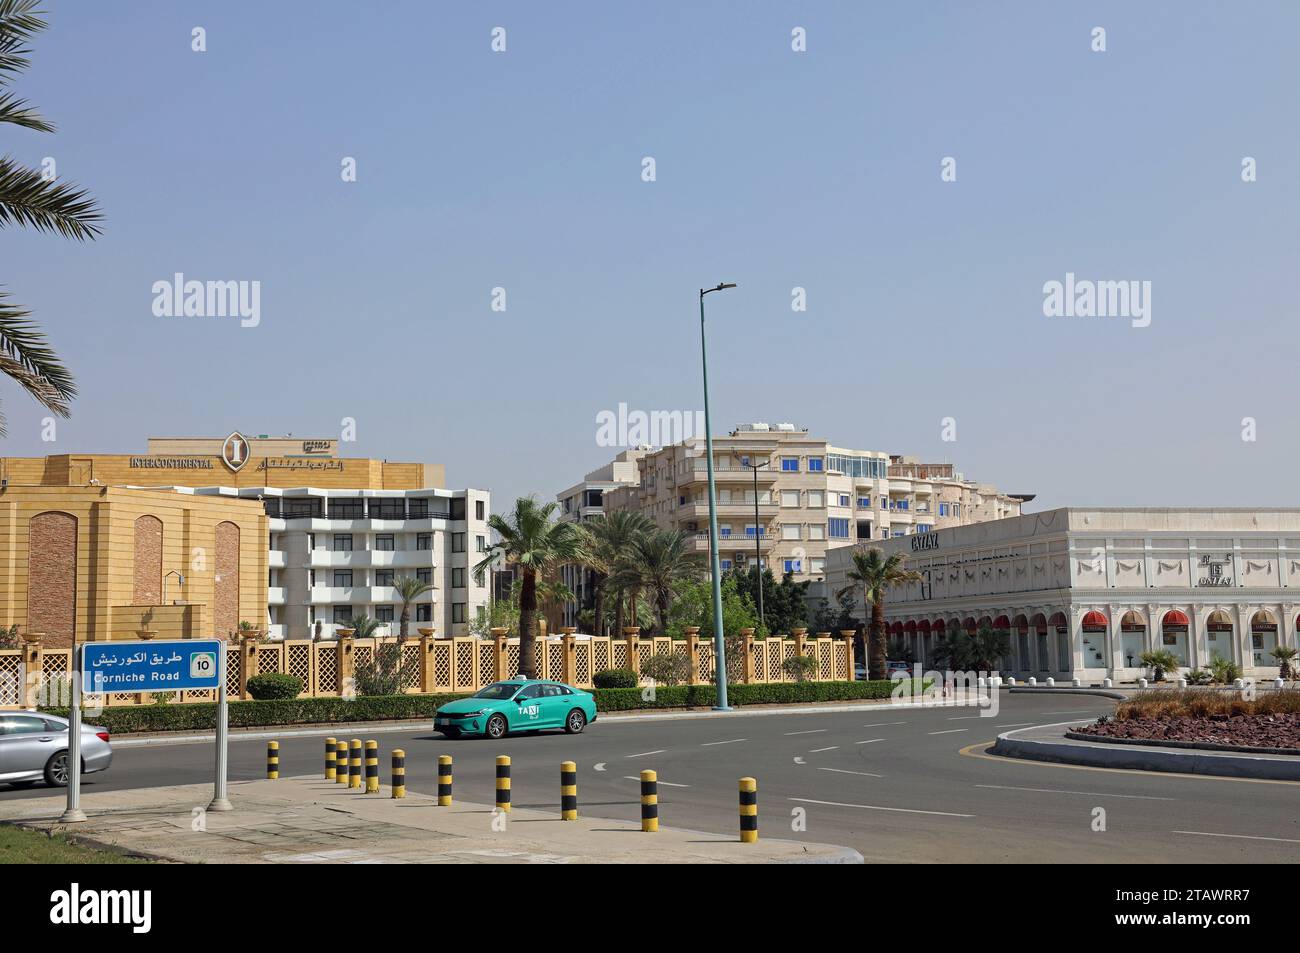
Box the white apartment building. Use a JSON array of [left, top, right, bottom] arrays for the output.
[[179, 485, 492, 639], [596, 422, 1029, 583]]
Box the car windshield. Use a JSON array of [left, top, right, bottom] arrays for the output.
[[474, 682, 525, 699]]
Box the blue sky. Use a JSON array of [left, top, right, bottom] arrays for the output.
[[2, 1, 1298, 510]]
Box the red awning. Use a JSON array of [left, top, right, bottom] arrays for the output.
[[917, 620, 932, 633], [903, 620, 917, 634], [1162, 609, 1190, 626], [1048, 612, 1068, 628], [889, 622, 903, 635], [992, 615, 1011, 629], [1081, 610, 1108, 628], [932, 619, 946, 633], [963, 618, 977, 632]]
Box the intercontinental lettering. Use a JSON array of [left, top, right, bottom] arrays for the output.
[[129, 457, 214, 469], [911, 532, 941, 552]]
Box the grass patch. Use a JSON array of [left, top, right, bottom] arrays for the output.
[[1115, 687, 1300, 721], [0, 823, 148, 864]]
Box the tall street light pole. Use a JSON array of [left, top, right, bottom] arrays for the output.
[[746, 459, 769, 631], [699, 281, 736, 711]]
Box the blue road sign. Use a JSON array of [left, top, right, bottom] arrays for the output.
[[80, 639, 223, 694]]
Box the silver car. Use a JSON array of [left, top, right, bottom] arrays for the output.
[[0, 710, 113, 788]]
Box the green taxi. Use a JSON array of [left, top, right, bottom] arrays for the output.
[[434, 678, 598, 739]]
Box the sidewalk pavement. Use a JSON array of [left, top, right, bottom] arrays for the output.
[[0, 776, 862, 864]]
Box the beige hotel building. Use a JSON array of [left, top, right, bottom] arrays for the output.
[[0, 433, 491, 643]]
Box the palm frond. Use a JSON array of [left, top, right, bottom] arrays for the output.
[[0, 90, 49, 130], [0, 155, 102, 239], [0, 289, 74, 427], [0, 0, 45, 82]]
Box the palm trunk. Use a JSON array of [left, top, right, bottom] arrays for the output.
[[399, 604, 410, 641], [614, 587, 625, 636], [592, 574, 605, 637], [869, 592, 887, 681], [657, 590, 670, 637], [519, 568, 539, 679]]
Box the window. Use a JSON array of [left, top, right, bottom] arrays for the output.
[[916, 524, 931, 533], [416, 604, 432, 622], [333, 571, 352, 587], [417, 568, 432, 584], [452, 567, 466, 588], [476, 535, 486, 553], [782, 524, 801, 540], [369, 499, 406, 520], [374, 570, 394, 586], [328, 498, 364, 519], [858, 497, 871, 509], [375, 534, 395, 551], [881, 498, 888, 509], [0, 714, 51, 735], [416, 533, 432, 550], [452, 533, 466, 553], [781, 457, 799, 472], [450, 497, 466, 521], [838, 494, 850, 507], [807, 491, 824, 509], [408, 498, 429, 519], [282, 497, 322, 519], [939, 503, 949, 516], [719, 524, 732, 538], [475, 500, 485, 521], [810, 558, 825, 574], [784, 558, 802, 573], [375, 606, 394, 623], [745, 524, 765, 537], [828, 518, 850, 539], [333, 534, 353, 552], [332, 606, 353, 624], [452, 603, 466, 624], [720, 559, 733, 571], [808, 457, 824, 472], [808, 524, 826, 541], [781, 490, 800, 507]]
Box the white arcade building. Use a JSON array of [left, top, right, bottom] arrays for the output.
[[822, 508, 1300, 682]]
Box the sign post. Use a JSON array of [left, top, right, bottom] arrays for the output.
[[78, 639, 227, 819]]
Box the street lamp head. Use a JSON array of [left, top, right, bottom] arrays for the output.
[[701, 282, 738, 297]]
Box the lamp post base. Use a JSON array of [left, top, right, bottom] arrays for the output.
[[207, 798, 233, 813], [58, 808, 87, 823], [712, 705, 733, 712]]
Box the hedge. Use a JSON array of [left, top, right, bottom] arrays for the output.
[[43, 679, 919, 735]]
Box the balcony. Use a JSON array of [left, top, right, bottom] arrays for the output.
[[308, 549, 436, 570], [268, 550, 286, 569], [682, 462, 779, 485], [690, 532, 775, 553], [308, 586, 437, 605], [677, 501, 778, 520], [268, 587, 286, 605]]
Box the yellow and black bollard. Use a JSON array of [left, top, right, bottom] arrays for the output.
[[640, 769, 658, 832], [365, 740, 379, 793], [437, 755, 453, 806], [738, 777, 758, 843], [325, 737, 337, 780], [335, 739, 349, 785], [495, 755, 511, 812], [348, 739, 362, 789], [391, 749, 406, 799], [560, 761, 577, 820], [266, 741, 279, 780]]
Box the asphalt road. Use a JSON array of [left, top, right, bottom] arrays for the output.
[[5, 693, 1298, 862]]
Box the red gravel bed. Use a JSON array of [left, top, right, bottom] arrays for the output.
[[1075, 713, 1300, 750]]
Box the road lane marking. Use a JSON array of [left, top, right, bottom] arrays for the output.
[[947, 715, 982, 720], [793, 757, 806, 765], [785, 729, 827, 736], [593, 763, 606, 772], [862, 721, 908, 728], [1042, 710, 1102, 715], [701, 738, 746, 746], [623, 776, 690, 788], [855, 739, 884, 745], [818, 767, 883, 778], [1173, 830, 1300, 844], [928, 728, 968, 735], [790, 797, 974, 818], [994, 722, 1036, 728], [625, 750, 666, 758], [810, 746, 839, 753], [975, 784, 1175, 801]]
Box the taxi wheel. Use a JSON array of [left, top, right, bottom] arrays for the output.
[[564, 709, 587, 734], [485, 714, 508, 740]]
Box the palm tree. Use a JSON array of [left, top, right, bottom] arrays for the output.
[[836, 546, 921, 680], [1139, 649, 1180, 683], [971, 623, 1012, 673], [392, 575, 433, 640], [577, 511, 652, 637], [625, 528, 698, 635], [0, 0, 102, 436], [474, 497, 582, 679], [1270, 645, 1297, 681]]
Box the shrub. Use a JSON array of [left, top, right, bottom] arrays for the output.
[[640, 653, 690, 686], [781, 654, 819, 683], [1115, 687, 1300, 721], [1207, 653, 1243, 685], [593, 668, 638, 689], [591, 678, 907, 712], [246, 673, 304, 700], [353, 643, 415, 696]]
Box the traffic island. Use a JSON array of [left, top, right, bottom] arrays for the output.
[[991, 721, 1300, 781], [0, 777, 863, 865]]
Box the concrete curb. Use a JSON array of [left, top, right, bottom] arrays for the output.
[[1009, 687, 1127, 700], [1064, 730, 1300, 758], [992, 721, 1300, 781]]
